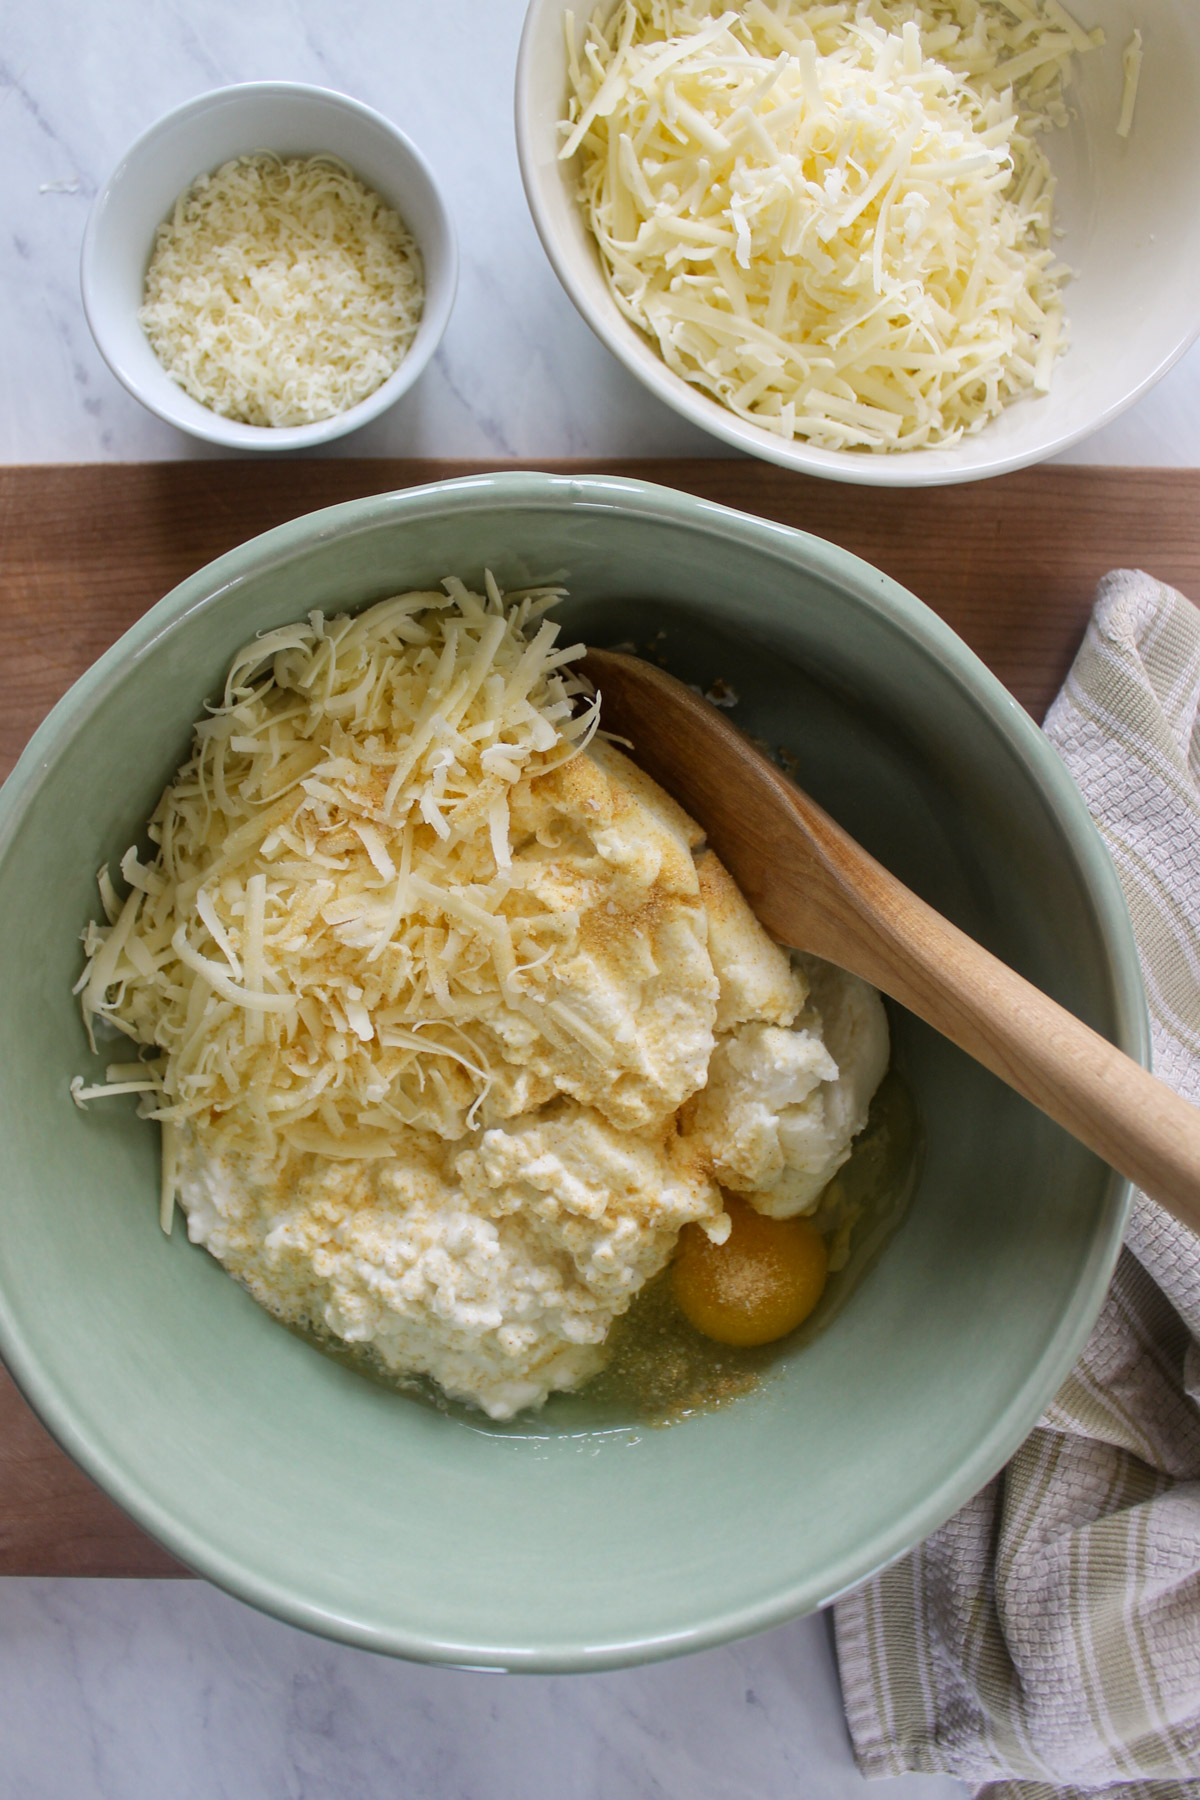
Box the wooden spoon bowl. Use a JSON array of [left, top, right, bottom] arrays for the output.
[[583, 648, 1200, 1237]]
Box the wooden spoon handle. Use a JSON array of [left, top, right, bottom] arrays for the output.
[[581, 647, 1200, 1235], [775, 782, 1200, 1236]]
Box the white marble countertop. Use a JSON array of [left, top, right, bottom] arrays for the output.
[[6, 0, 1200, 469], [3, 3, 1196, 1796]]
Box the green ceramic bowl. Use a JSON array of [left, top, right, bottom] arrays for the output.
[[0, 473, 1143, 1669]]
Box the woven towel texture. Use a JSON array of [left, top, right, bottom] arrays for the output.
[[833, 571, 1200, 1800]]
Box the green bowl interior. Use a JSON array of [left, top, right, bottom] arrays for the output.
[[0, 475, 1138, 1668]]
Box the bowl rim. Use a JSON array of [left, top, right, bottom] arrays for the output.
[[79, 79, 459, 452], [0, 472, 1146, 1667], [513, 0, 1200, 489]]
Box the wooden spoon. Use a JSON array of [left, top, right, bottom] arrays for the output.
[[582, 647, 1200, 1237]]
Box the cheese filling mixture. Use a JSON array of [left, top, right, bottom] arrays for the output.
[[561, 0, 1102, 451], [139, 152, 424, 428], [74, 581, 887, 1420]]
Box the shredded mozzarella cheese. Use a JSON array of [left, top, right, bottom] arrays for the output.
[[1117, 28, 1142, 140], [139, 153, 424, 427], [561, 0, 1102, 451], [74, 579, 599, 1226]]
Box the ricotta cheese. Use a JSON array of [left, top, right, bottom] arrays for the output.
[[682, 953, 889, 1216], [179, 1102, 720, 1418], [139, 152, 424, 427]]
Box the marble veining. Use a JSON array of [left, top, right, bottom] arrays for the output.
[[1, 0, 1195, 1793], [3, 0, 1199, 468], [0, 1580, 971, 1800]]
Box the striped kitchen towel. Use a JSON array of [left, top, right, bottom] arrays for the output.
[[833, 570, 1200, 1799]]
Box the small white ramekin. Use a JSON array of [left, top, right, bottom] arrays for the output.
[[82, 82, 458, 451]]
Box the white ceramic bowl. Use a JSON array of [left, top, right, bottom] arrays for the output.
[[516, 0, 1200, 487], [81, 83, 458, 451]]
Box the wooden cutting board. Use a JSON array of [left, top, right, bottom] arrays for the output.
[[2, 457, 1198, 1578]]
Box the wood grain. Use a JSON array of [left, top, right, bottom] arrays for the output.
[[0, 1375, 185, 1577], [1, 456, 1197, 1577], [3, 460, 1200, 782]]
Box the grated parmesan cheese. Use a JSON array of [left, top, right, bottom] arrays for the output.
[[139, 153, 425, 427], [560, 0, 1103, 451], [73, 578, 600, 1226]]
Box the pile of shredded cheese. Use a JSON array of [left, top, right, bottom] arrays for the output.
[[139, 152, 425, 427], [73, 579, 599, 1225], [561, 0, 1103, 451]]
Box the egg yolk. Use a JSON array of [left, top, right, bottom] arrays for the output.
[[671, 1196, 828, 1347]]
